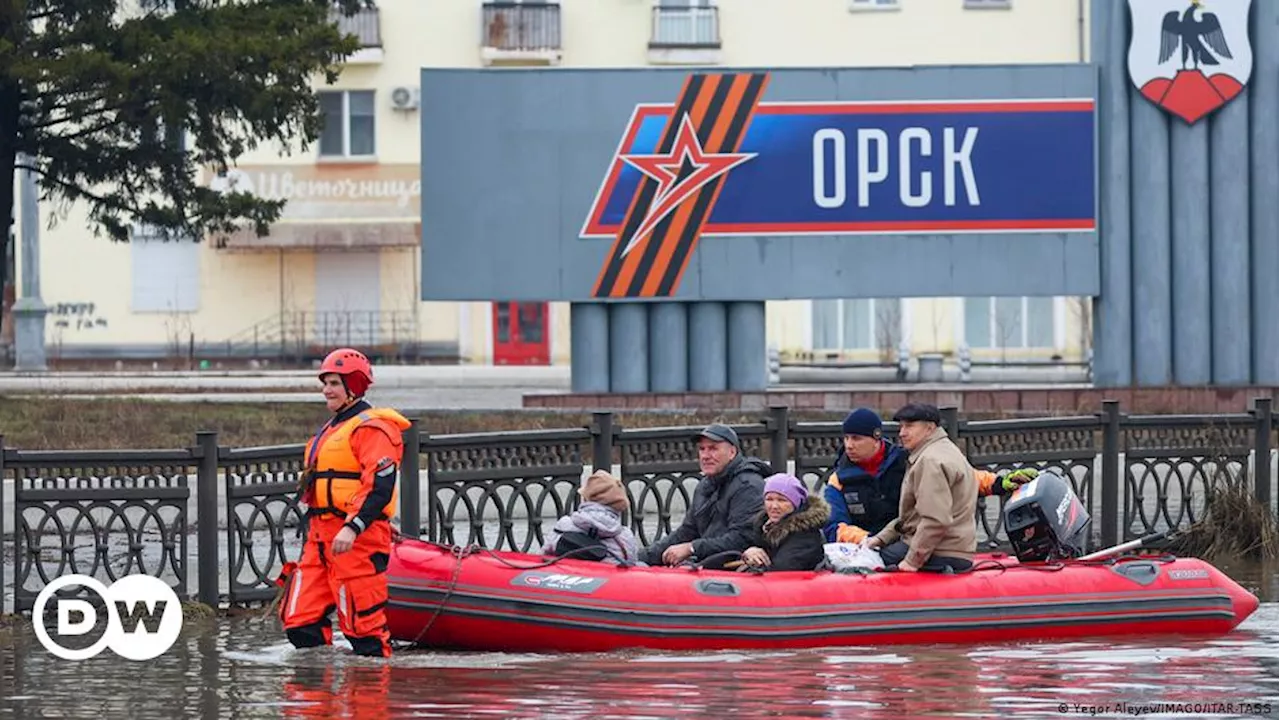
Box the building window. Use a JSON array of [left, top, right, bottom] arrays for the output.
[[811, 298, 902, 352], [651, 0, 720, 49], [318, 90, 376, 158], [849, 0, 900, 11], [963, 297, 1055, 349], [332, 6, 381, 48], [482, 1, 562, 52]]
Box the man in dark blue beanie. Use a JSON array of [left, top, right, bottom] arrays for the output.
[[841, 408, 882, 438], [822, 408, 909, 544], [822, 407, 1039, 548]]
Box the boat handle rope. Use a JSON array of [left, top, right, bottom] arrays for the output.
[[398, 542, 476, 651]]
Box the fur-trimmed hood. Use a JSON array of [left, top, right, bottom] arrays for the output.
[[755, 494, 830, 549]]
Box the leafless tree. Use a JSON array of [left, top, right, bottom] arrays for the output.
[[1069, 296, 1093, 359], [930, 300, 946, 354], [875, 299, 902, 364], [163, 305, 194, 370], [994, 302, 1021, 363]]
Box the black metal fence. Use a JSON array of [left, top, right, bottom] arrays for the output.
[[2, 398, 1274, 613]]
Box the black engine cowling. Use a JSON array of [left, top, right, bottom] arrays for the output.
[[1002, 469, 1092, 562]]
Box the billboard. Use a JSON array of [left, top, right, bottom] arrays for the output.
[[420, 65, 1098, 302]]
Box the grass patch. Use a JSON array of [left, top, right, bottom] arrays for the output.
[[0, 613, 28, 631], [1168, 479, 1279, 563], [0, 396, 848, 450], [180, 600, 219, 621]]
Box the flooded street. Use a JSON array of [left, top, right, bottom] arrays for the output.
[[0, 564, 1275, 719]]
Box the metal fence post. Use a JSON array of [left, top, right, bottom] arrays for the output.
[[767, 405, 789, 472], [1252, 397, 1273, 507], [940, 406, 960, 437], [196, 431, 220, 608], [592, 411, 615, 472], [400, 419, 422, 539], [1100, 400, 1121, 548], [423, 429, 436, 543], [0, 433, 6, 615]]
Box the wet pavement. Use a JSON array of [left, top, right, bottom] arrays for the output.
[[0, 366, 573, 410], [0, 564, 1276, 719]]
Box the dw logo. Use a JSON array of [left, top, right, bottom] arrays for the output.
[[32, 574, 184, 661]]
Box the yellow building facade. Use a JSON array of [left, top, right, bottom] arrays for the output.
[[11, 0, 1092, 366]]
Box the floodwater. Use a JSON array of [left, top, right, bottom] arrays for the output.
[[0, 565, 1276, 719]]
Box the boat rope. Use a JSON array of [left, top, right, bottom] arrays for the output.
[[397, 541, 476, 650], [473, 544, 639, 570], [393, 540, 637, 651]]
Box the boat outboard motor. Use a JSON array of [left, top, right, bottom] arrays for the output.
[[1002, 469, 1091, 562]]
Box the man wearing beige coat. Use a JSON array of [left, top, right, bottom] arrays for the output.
[[865, 403, 976, 573]]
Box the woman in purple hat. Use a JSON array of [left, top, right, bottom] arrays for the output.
[[739, 473, 830, 572]]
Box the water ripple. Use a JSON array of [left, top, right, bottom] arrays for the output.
[[0, 572, 1275, 719]]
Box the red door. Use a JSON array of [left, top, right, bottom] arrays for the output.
[[492, 301, 550, 365]]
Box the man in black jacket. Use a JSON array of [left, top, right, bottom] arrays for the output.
[[640, 424, 770, 567]]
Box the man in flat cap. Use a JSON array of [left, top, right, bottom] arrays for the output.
[[824, 407, 1036, 546], [640, 423, 771, 567], [866, 403, 977, 573]]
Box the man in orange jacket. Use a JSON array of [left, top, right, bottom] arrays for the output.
[[278, 347, 411, 657]]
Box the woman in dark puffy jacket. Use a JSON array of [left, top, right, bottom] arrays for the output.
[[740, 473, 830, 572]]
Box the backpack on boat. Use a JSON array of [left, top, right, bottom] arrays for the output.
[[553, 529, 610, 562]]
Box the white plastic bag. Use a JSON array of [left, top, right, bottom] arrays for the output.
[[822, 542, 885, 571]]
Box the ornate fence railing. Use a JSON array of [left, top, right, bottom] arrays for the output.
[[2, 398, 1274, 613]]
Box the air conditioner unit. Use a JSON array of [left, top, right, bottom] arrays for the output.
[[390, 85, 420, 111]]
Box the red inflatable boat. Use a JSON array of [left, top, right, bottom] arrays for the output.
[[385, 539, 1260, 653]]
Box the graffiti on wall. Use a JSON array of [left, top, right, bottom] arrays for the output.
[[50, 302, 109, 332]]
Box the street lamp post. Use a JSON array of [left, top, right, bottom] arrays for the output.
[[12, 155, 48, 371]]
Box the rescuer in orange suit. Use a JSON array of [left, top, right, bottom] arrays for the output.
[[278, 347, 411, 658]]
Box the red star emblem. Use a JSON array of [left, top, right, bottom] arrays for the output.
[[618, 113, 756, 257]]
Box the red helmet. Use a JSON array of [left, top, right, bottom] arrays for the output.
[[319, 348, 373, 398]]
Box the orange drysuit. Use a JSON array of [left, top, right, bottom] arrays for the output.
[[279, 400, 411, 657]]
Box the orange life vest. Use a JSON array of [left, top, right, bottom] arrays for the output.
[[304, 408, 407, 518]]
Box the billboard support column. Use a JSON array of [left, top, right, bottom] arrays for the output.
[[609, 303, 649, 393], [571, 302, 610, 393], [1209, 94, 1252, 385], [1170, 121, 1211, 385], [1130, 99, 1173, 386], [727, 301, 766, 392], [1091, 0, 1133, 387], [689, 301, 727, 392], [1250, 0, 1279, 385], [649, 302, 689, 392]]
